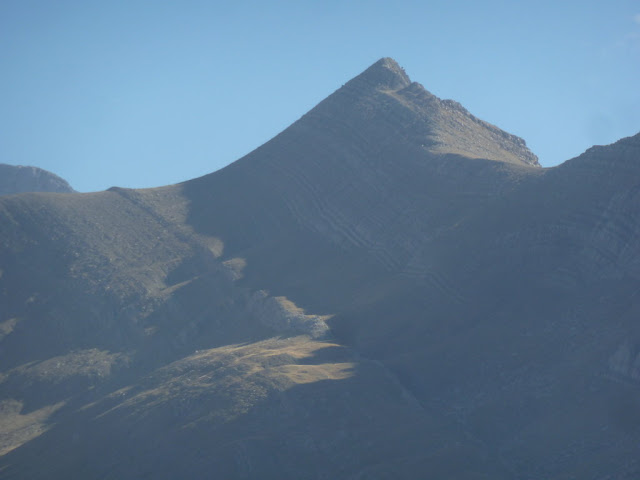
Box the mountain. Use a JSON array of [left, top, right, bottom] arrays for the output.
[[0, 58, 639, 479], [0, 164, 74, 195]]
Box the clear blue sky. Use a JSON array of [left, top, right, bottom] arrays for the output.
[[1, 1, 639, 192]]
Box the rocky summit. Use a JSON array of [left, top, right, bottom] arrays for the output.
[[0, 58, 639, 479], [0, 163, 74, 195]]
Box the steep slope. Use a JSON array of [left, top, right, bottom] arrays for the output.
[[181, 58, 539, 301], [0, 164, 74, 195], [0, 58, 639, 479]]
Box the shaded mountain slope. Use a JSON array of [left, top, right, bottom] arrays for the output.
[[0, 59, 639, 479], [335, 132, 640, 478], [0, 164, 74, 195]]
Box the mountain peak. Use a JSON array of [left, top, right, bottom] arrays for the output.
[[350, 57, 412, 91], [300, 58, 539, 167]]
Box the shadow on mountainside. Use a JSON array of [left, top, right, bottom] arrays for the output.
[[0, 337, 515, 479]]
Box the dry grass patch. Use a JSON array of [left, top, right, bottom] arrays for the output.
[[0, 399, 65, 456]]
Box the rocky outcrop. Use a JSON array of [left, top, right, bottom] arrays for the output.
[[0, 164, 74, 195], [247, 290, 330, 338]]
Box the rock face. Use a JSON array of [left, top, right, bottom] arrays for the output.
[[0, 59, 639, 479], [0, 163, 74, 195]]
